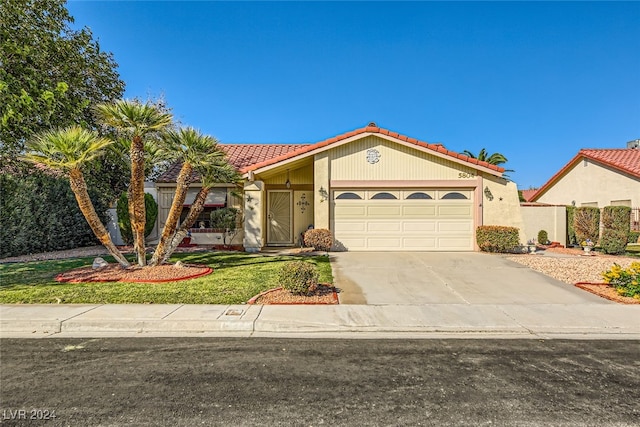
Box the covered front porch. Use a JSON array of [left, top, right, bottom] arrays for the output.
[[243, 156, 321, 252]]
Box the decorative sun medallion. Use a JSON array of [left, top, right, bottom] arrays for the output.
[[366, 148, 380, 164]]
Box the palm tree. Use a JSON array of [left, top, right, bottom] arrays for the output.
[[95, 100, 173, 266], [22, 126, 131, 268], [149, 128, 231, 266], [462, 148, 508, 166], [159, 160, 241, 265]]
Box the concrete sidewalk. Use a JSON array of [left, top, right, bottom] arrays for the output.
[[2, 303, 639, 339]]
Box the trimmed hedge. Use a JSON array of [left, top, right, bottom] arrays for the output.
[[573, 207, 600, 245], [476, 226, 520, 253], [116, 192, 158, 245], [629, 231, 640, 244], [0, 171, 108, 258], [600, 206, 631, 254], [278, 261, 319, 295], [303, 228, 333, 252], [566, 206, 577, 246]]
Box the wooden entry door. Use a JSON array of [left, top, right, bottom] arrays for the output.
[[267, 190, 293, 245]]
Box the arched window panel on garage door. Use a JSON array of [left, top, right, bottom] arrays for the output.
[[440, 191, 469, 200], [405, 192, 433, 200], [335, 191, 363, 200], [370, 192, 398, 200]]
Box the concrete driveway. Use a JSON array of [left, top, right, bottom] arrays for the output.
[[331, 252, 611, 305]]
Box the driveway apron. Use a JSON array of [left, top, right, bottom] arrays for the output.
[[331, 252, 611, 305]]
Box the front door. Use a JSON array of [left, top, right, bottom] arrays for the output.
[[267, 190, 293, 245]]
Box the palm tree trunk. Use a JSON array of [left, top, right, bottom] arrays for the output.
[[160, 184, 212, 265], [68, 169, 130, 268], [149, 163, 193, 266], [130, 135, 147, 266]]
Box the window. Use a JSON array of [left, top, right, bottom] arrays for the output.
[[405, 192, 433, 200], [441, 192, 468, 200], [335, 192, 362, 200], [371, 192, 397, 200], [182, 206, 225, 229]]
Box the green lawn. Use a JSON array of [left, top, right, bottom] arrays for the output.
[[0, 252, 333, 304]]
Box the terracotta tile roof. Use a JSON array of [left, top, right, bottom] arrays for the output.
[[156, 124, 505, 183], [530, 148, 640, 201], [520, 189, 538, 202], [222, 144, 308, 171], [240, 124, 505, 174], [155, 144, 305, 183]]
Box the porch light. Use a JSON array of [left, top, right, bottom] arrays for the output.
[[285, 169, 291, 189]]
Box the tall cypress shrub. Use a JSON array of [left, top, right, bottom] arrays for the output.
[[600, 206, 631, 254], [0, 171, 108, 258]]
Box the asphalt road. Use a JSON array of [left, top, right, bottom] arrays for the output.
[[1, 338, 639, 426]]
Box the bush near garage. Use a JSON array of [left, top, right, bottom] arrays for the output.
[[476, 226, 520, 253], [629, 231, 640, 244], [278, 261, 320, 295], [601, 262, 640, 299], [600, 206, 631, 255], [303, 229, 333, 252]]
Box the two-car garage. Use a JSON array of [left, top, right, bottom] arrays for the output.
[[332, 189, 475, 251]]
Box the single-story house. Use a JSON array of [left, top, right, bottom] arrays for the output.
[[528, 148, 640, 209], [156, 123, 525, 252]]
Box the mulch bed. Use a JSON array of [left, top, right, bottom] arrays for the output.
[[248, 285, 339, 305], [575, 283, 640, 304], [55, 264, 212, 284]]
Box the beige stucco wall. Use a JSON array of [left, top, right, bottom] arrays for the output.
[[520, 205, 567, 246], [264, 167, 314, 185], [482, 175, 527, 244], [293, 190, 314, 245], [536, 160, 640, 208], [314, 153, 330, 229], [328, 136, 477, 180]]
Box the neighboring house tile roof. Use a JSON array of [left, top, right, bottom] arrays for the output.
[[530, 148, 640, 201], [240, 124, 505, 174], [156, 124, 505, 183], [520, 189, 538, 202]]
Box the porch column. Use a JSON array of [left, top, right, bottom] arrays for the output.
[[314, 153, 330, 229], [243, 181, 264, 252]]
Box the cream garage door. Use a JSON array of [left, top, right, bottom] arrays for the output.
[[333, 189, 474, 251]]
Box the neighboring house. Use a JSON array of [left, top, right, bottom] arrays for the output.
[[529, 148, 640, 209], [156, 123, 525, 252]]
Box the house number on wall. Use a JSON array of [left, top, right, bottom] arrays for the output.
[[366, 149, 380, 164], [297, 193, 310, 213]]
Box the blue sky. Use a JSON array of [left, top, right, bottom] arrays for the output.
[[67, 1, 640, 189]]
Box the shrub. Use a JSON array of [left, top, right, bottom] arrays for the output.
[[304, 228, 333, 252], [476, 226, 520, 253], [0, 171, 109, 258], [116, 192, 158, 245], [537, 230, 549, 245], [566, 206, 577, 246], [601, 262, 640, 299], [573, 207, 600, 244], [278, 261, 320, 295], [629, 231, 640, 244], [600, 206, 631, 255], [210, 207, 240, 231], [600, 229, 629, 255]]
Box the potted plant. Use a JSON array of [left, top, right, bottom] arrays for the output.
[[581, 238, 594, 254]]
